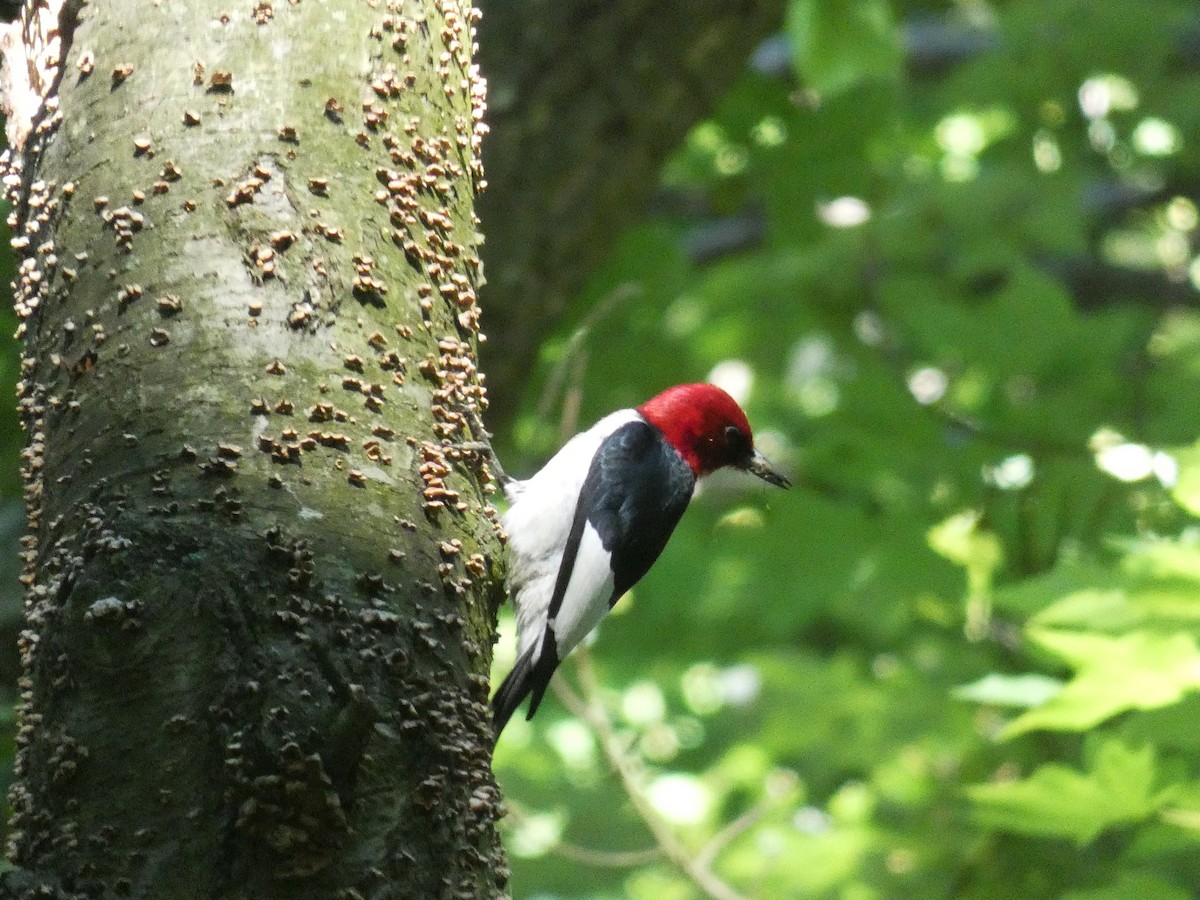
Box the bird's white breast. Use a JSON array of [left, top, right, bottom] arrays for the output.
[[502, 409, 641, 657]]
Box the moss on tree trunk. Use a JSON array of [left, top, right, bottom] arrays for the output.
[[2, 1, 508, 897]]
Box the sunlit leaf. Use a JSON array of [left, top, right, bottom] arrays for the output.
[[928, 510, 1003, 634], [1170, 441, 1200, 516], [928, 511, 1003, 579], [786, 0, 901, 97], [1160, 781, 1200, 837], [953, 673, 1064, 708], [1002, 630, 1200, 737], [968, 740, 1165, 844]]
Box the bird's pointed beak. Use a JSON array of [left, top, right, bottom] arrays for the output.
[[745, 448, 790, 488]]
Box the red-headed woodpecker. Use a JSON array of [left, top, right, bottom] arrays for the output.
[[491, 383, 789, 737]]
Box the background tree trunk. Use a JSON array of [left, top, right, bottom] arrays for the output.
[[1, 1, 508, 897], [475, 0, 787, 429]]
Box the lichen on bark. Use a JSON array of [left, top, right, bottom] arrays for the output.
[[1, 1, 508, 897]]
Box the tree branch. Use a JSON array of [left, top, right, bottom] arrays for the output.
[[553, 651, 749, 900], [504, 799, 664, 869]]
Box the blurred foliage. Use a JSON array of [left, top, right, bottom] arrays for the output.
[[493, 0, 1200, 897]]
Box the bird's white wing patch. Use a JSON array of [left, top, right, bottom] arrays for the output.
[[502, 409, 640, 658], [549, 523, 616, 658]]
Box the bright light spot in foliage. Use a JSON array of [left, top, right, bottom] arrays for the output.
[[1095, 441, 1155, 482], [927, 510, 1003, 613], [1032, 129, 1062, 173], [1154, 451, 1179, 488], [1089, 428, 1175, 485], [829, 781, 875, 824], [673, 716, 705, 751], [647, 774, 711, 825], [640, 723, 682, 762], [546, 720, 596, 771], [766, 767, 800, 799], [793, 805, 833, 835], [622, 681, 667, 726], [1166, 197, 1198, 232], [953, 672, 1064, 707], [708, 359, 754, 405], [752, 115, 787, 147], [681, 663, 723, 715], [1078, 79, 1108, 118], [720, 664, 762, 706], [936, 113, 987, 156], [986, 453, 1035, 490], [1133, 117, 1181, 156], [933, 108, 1015, 182], [1088, 118, 1117, 153], [664, 293, 703, 338], [789, 334, 836, 381], [717, 506, 766, 529], [907, 366, 948, 405], [796, 379, 839, 418], [689, 121, 750, 176], [1102, 228, 1161, 269], [1190, 257, 1200, 291], [817, 195, 871, 228], [941, 154, 979, 181], [1157, 230, 1190, 268], [756, 828, 786, 857], [853, 310, 886, 346], [510, 810, 565, 858], [691, 122, 726, 152], [787, 333, 843, 417], [715, 145, 749, 176], [1077, 74, 1139, 119]]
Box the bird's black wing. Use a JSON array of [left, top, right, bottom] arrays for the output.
[[492, 419, 695, 738], [576, 419, 696, 603]]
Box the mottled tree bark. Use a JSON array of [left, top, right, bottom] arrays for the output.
[[1, 1, 507, 898], [475, 0, 787, 427]]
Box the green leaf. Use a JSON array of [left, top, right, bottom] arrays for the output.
[[953, 673, 1064, 708], [993, 561, 1118, 620], [1061, 871, 1194, 900], [1011, 537, 1200, 632], [928, 510, 1003, 635], [787, 0, 902, 97], [1030, 588, 1137, 631], [968, 740, 1164, 844], [928, 511, 1003, 587], [1172, 442, 1200, 516], [1160, 781, 1200, 837], [1032, 581, 1200, 632], [1001, 630, 1200, 737], [1120, 535, 1200, 583]]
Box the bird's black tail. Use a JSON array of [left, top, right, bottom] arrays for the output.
[[491, 634, 559, 740]]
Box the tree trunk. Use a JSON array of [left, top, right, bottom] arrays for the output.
[[1, 1, 507, 897], [475, 0, 786, 427]]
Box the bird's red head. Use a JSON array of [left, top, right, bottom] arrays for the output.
[[638, 383, 789, 487]]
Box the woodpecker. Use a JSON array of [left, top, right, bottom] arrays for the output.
[[491, 383, 789, 738]]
